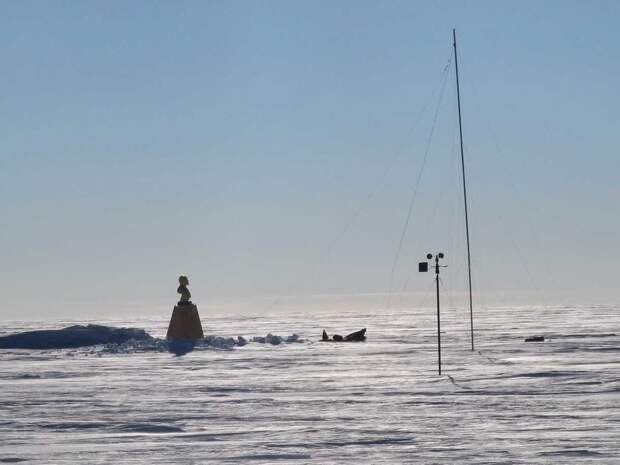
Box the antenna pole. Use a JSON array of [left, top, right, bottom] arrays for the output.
[[453, 29, 475, 351], [435, 255, 442, 375]]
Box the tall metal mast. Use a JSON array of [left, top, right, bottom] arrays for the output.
[[453, 29, 475, 351]]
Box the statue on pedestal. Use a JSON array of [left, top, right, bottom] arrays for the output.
[[177, 275, 192, 304], [166, 275, 204, 340]]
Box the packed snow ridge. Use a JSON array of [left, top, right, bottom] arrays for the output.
[[0, 324, 303, 351], [0, 325, 150, 349]]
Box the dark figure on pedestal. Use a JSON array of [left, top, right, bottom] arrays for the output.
[[177, 275, 192, 305]]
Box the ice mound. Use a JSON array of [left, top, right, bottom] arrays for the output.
[[100, 335, 248, 354], [196, 336, 246, 350], [105, 333, 302, 354], [100, 337, 168, 354], [0, 325, 151, 349], [0, 324, 302, 353], [252, 333, 302, 345]]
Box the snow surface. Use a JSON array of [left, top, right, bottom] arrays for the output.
[[0, 305, 619, 464]]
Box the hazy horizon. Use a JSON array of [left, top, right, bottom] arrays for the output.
[[2, 1, 619, 320]]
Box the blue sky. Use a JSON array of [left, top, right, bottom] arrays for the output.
[[1, 1, 618, 318]]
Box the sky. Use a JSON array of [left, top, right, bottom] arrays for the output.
[[1, 1, 618, 319]]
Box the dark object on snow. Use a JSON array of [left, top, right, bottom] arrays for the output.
[[0, 325, 151, 349], [344, 328, 366, 341], [321, 328, 366, 342], [525, 336, 545, 342]]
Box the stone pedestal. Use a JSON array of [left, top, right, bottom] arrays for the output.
[[166, 303, 204, 340]]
